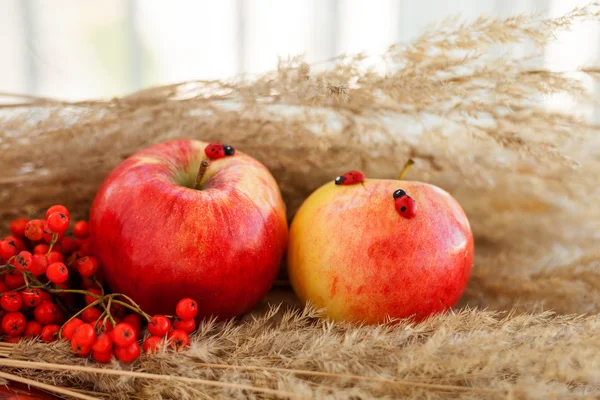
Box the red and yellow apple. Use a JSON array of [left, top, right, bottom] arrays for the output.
[[89, 140, 288, 319], [287, 169, 474, 324]]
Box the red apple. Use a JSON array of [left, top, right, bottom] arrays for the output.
[[287, 168, 474, 324], [89, 140, 288, 319]]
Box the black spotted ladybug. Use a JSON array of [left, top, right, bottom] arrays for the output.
[[334, 171, 365, 185], [204, 143, 235, 160], [393, 189, 417, 219]]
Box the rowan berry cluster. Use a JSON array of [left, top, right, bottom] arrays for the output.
[[1, 205, 197, 363]]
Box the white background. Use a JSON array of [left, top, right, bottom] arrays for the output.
[[0, 0, 597, 101]]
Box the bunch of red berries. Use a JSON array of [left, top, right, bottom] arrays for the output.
[[1, 205, 199, 364], [64, 297, 196, 363]]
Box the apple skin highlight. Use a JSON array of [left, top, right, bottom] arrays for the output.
[[287, 179, 474, 324], [89, 140, 288, 319]]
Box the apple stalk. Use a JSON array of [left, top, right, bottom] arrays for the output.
[[193, 159, 210, 190]]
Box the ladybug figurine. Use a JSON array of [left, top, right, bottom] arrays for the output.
[[393, 189, 417, 219], [204, 143, 235, 160], [334, 171, 365, 185]]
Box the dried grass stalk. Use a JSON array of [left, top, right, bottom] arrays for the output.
[[1, 4, 600, 399], [1, 305, 600, 399]]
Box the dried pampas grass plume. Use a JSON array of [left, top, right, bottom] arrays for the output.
[[1, 3, 600, 399], [1, 305, 600, 399]]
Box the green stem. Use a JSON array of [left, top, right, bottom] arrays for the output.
[[0, 285, 26, 296], [58, 298, 102, 339], [22, 273, 30, 288], [117, 293, 152, 321], [45, 233, 59, 255], [103, 296, 116, 326], [398, 159, 415, 180], [47, 288, 101, 298], [94, 310, 108, 331], [112, 299, 151, 321], [93, 277, 104, 297]]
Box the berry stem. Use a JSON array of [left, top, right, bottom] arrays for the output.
[[102, 296, 116, 326], [0, 256, 17, 272], [94, 310, 108, 331], [116, 293, 152, 320], [112, 299, 151, 321], [93, 277, 105, 297], [58, 298, 102, 339], [22, 272, 30, 288], [193, 159, 210, 190], [398, 159, 415, 180], [1, 285, 26, 296], [48, 288, 101, 298], [45, 233, 59, 256]]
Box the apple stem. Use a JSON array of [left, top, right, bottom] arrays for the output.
[[193, 159, 210, 190], [398, 159, 415, 180]]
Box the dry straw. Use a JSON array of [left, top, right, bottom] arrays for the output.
[[1, 3, 600, 399]]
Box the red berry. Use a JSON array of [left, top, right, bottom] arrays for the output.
[[0, 240, 18, 262], [24, 320, 43, 338], [84, 288, 102, 305], [93, 350, 113, 363], [71, 339, 92, 357], [109, 302, 126, 318], [77, 239, 91, 256], [47, 212, 70, 233], [122, 313, 142, 331], [0, 281, 8, 294], [1, 291, 23, 312], [20, 288, 42, 308], [65, 251, 84, 267], [167, 329, 191, 351], [173, 318, 196, 334], [80, 276, 96, 289], [143, 336, 164, 353], [97, 318, 118, 333], [29, 254, 49, 276], [55, 308, 66, 325], [76, 256, 99, 278], [39, 291, 52, 303], [46, 262, 69, 284], [10, 218, 28, 238], [6, 236, 25, 251], [92, 332, 113, 353], [4, 335, 22, 343], [148, 315, 172, 337], [5, 271, 25, 289], [61, 237, 78, 254], [121, 314, 142, 338], [43, 222, 64, 244], [24, 219, 45, 241], [73, 323, 95, 347], [33, 244, 50, 255], [62, 318, 84, 340], [41, 324, 61, 342], [46, 205, 70, 220], [114, 341, 140, 364], [2, 311, 26, 336], [176, 298, 198, 320], [47, 251, 64, 264], [11, 251, 33, 272], [73, 221, 89, 238], [34, 301, 58, 325], [81, 307, 103, 323], [112, 323, 137, 347]]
